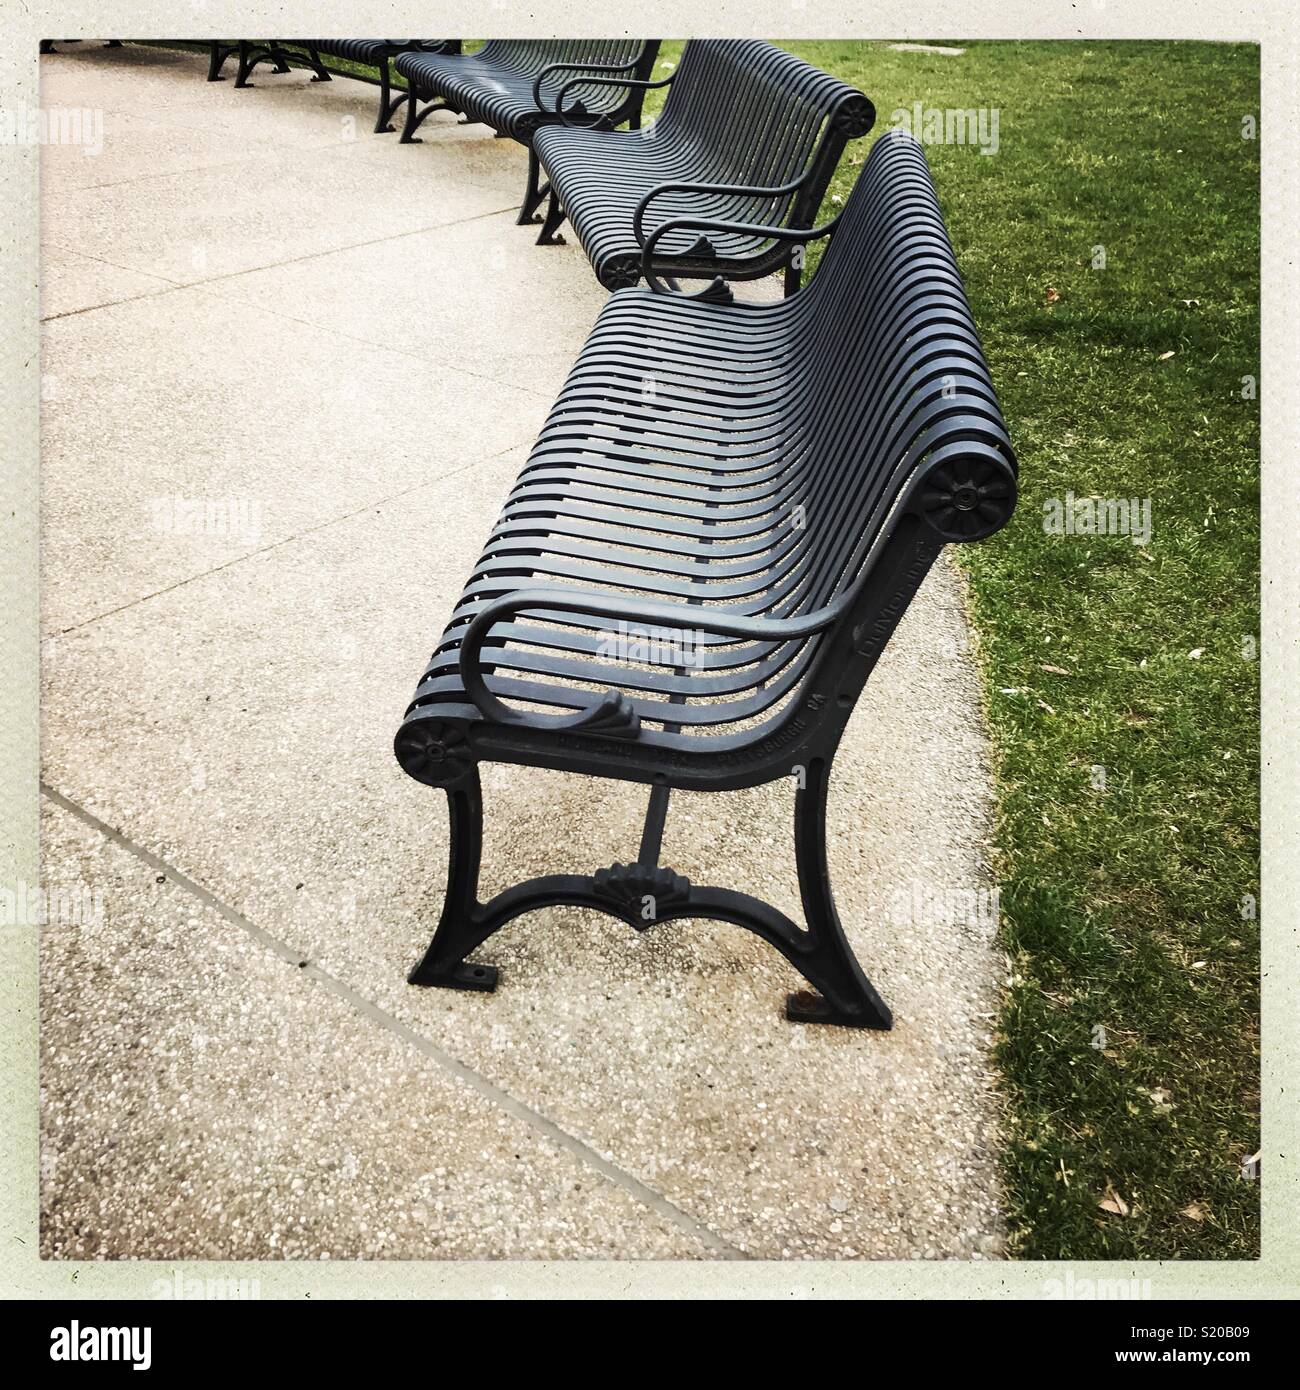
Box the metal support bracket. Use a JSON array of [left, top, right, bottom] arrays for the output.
[[408, 763, 892, 1031]]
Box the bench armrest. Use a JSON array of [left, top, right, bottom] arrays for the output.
[[532, 59, 670, 118], [640, 211, 840, 297], [379, 41, 459, 52], [544, 73, 676, 128], [458, 587, 847, 735], [632, 173, 811, 248]]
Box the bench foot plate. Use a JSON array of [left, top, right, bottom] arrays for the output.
[[409, 958, 499, 993], [786, 990, 891, 1031]]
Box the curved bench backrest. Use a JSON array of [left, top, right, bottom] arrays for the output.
[[479, 38, 657, 114], [772, 132, 1016, 624], [660, 40, 873, 219]]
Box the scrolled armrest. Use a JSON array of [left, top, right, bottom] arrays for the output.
[[632, 172, 810, 247], [543, 72, 675, 128], [458, 587, 846, 735], [639, 211, 840, 297], [532, 58, 663, 114]]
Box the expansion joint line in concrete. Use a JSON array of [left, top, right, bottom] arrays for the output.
[[39, 781, 749, 1262]]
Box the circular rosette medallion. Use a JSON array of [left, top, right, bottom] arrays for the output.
[[920, 455, 1017, 541], [394, 719, 472, 786]]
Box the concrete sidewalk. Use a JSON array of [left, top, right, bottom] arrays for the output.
[[39, 43, 1006, 1261]]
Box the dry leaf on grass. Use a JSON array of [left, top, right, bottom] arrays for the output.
[[1098, 1186, 1130, 1217]]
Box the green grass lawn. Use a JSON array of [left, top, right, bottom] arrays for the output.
[[150, 38, 1261, 1260], [772, 40, 1259, 1261]]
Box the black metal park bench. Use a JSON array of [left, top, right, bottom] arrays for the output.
[[529, 39, 874, 295], [394, 40, 660, 210], [394, 131, 1018, 1031], [225, 41, 333, 88], [313, 41, 463, 132], [217, 41, 462, 133]]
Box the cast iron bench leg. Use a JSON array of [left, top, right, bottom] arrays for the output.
[[516, 148, 551, 226], [305, 45, 331, 82], [233, 42, 256, 88], [409, 758, 892, 1030], [535, 190, 566, 245], [784, 756, 892, 1028], [374, 55, 408, 133], [234, 42, 327, 88], [407, 770, 499, 994], [400, 91, 446, 143]]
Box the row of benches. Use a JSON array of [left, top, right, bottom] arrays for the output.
[[213, 39, 877, 299], [195, 39, 1020, 1029]]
